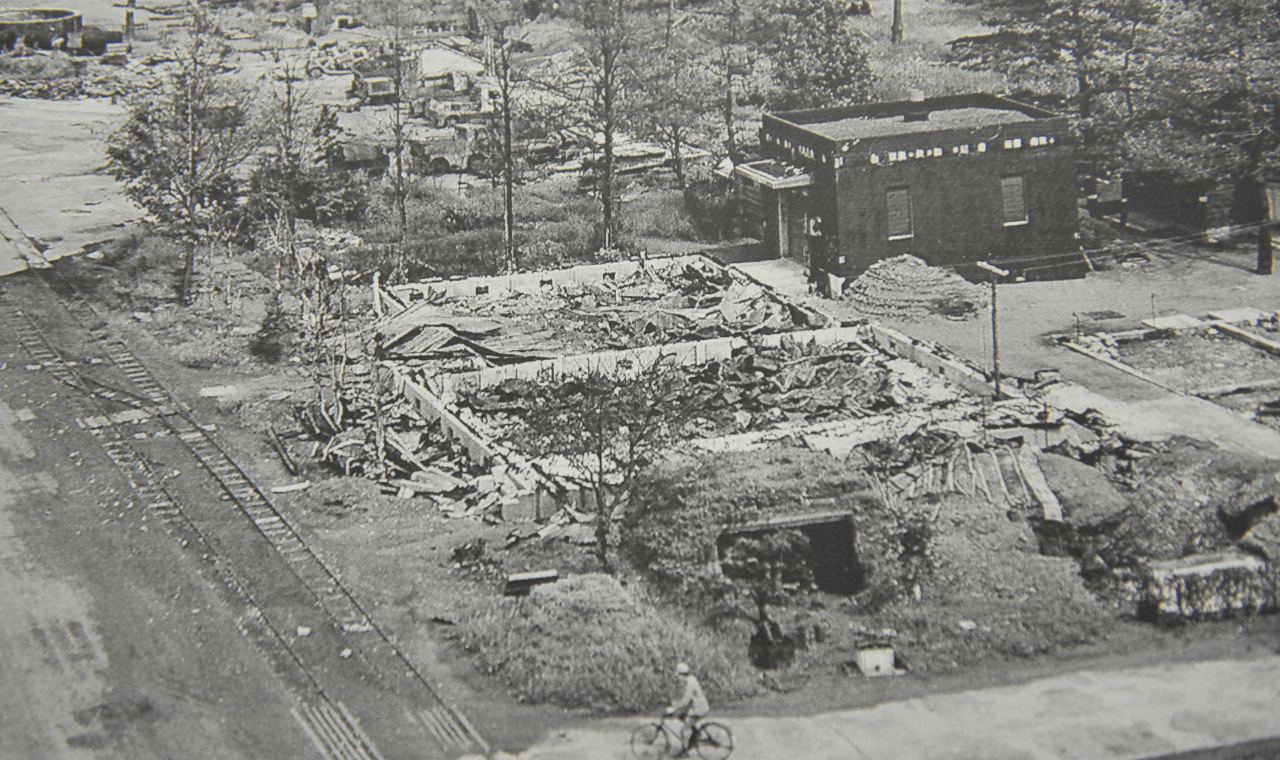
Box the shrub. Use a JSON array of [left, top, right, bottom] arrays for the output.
[[617, 189, 699, 242], [0, 51, 78, 80], [451, 574, 761, 712]]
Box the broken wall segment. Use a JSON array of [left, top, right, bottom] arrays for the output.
[[391, 367, 607, 523], [1137, 551, 1278, 621]]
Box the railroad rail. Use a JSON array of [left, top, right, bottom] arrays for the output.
[[0, 298, 387, 760], [0, 212, 488, 758]]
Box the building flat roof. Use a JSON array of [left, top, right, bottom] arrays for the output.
[[804, 107, 1034, 141]]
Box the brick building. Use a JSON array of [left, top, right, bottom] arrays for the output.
[[735, 93, 1083, 292]]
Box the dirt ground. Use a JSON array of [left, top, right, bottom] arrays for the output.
[[1113, 330, 1280, 396]]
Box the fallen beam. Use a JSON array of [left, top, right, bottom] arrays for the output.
[[1214, 322, 1280, 358]]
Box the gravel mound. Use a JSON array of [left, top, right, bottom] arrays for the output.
[[845, 255, 989, 321]]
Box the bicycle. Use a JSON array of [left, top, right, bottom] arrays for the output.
[[631, 714, 733, 760]]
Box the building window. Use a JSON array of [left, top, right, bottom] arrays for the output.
[[1001, 176, 1028, 226], [887, 187, 913, 239]]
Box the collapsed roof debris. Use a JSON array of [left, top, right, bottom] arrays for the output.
[[371, 259, 813, 375]]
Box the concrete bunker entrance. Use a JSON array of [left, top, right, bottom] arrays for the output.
[[716, 510, 863, 596]]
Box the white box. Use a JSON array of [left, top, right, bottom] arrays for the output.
[[856, 646, 896, 677]]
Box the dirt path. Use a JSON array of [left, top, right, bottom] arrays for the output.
[[0, 387, 311, 758]]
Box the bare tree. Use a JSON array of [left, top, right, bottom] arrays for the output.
[[489, 25, 530, 272]]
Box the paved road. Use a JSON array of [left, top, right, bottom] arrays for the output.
[[511, 656, 1280, 760]]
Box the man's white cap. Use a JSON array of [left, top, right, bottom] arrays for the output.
[[677, 662, 690, 675]]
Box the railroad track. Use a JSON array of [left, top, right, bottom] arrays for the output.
[[0, 299, 388, 760], [0, 211, 488, 758]]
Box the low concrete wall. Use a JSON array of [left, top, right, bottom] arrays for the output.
[[1138, 551, 1276, 621], [866, 324, 996, 398], [432, 337, 738, 397], [1216, 322, 1280, 358], [393, 369, 498, 465], [390, 255, 708, 300]]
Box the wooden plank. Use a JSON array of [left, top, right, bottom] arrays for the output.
[[1017, 444, 1064, 522]]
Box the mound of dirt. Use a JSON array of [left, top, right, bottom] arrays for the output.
[[844, 255, 989, 321], [1106, 439, 1280, 567]]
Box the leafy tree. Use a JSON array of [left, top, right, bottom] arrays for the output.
[[562, 0, 637, 249], [953, 0, 1124, 118], [1135, 0, 1280, 270], [625, 35, 718, 190], [510, 358, 702, 573], [242, 63, 368, 277], [768, 0, 875, 111], [105, 12, 257, 302]]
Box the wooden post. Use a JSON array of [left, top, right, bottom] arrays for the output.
[[891, 0, 903, 43], [125, 0, 135, 40], [977, 260, 1009, 398]]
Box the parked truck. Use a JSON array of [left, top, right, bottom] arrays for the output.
[[407, 124, 499, 176]]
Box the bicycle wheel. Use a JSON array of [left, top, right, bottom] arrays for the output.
[[631, 723, 671, 760], [694, 722, 733, 760]]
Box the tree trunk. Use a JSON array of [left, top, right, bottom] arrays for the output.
[[1258, 223, 1273, 275], [601, 46, 616, 250], [503, 76, 516, 272], [671, 127, 686, 191]]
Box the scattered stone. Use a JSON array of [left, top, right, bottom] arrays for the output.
[[958, 620, 978, 631], [297, 626, 312, 637]]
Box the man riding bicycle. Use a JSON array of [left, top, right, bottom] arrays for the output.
[[665, 663, 709, 758]]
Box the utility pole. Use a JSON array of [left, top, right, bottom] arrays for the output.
[[977, 261, 1009, 398]]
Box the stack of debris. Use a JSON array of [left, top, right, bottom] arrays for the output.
[[375, 260, 809, 375], [845, 255, 989, 321], [293, 372, 507, 520], [0, 74, 124, 99], [456, 339, 960, 440]]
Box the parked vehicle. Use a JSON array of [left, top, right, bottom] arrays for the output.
[[352, 73, 396, 106], [423, 95, 495, 128], [407, 124, 499, 176]]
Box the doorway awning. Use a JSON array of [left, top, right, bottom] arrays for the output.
[[735, 160, 813, 190]]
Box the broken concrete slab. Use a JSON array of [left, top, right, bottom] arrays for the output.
[[1036, 452, 1131, 529], [1141, 314, 1206, 330], [1206, 308, 1272, 324]]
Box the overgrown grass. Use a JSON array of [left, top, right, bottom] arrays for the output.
[[355, 176, 605, 277], [450, 574, 762, 712]]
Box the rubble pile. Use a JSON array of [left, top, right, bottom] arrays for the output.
[[293, 371, 507, 520], [377, 260, 809, 373], [0, 74, 124, 99], [456, 339, 952, 440], [845, 255, 988, 321]]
